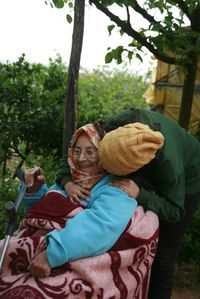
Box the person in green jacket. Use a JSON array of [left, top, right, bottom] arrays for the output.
[[55, 108, 200, 299]]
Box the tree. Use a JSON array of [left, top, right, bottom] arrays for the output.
[[47, 0, 85, 154], [89, 0, 200, 130], [77, 68, 148, 126], [0, 55, 66, 174], [63, 0, 85, 154]]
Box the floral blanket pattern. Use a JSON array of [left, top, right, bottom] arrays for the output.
[[0, 191, 159, 299]]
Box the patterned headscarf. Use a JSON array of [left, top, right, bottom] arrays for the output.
[[68, 124, 106, 190]]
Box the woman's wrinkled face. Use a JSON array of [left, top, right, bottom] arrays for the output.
[[72, 132, 99, 175]]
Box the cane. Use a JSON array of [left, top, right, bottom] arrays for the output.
[[0, 163, 27, 273]]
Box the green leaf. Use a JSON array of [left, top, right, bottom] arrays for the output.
[[52, 0, 65, 8], [68, 1, 73, 8], [113, 46, 124, 64], [136, 53, 143, 62], [107, 25, 115, 36], [105, 52, 113, 63], [101, 0, 116, 7], [66, 14, 73, 24], [119, 29, 124, 36], [128, 51, 133, 62]]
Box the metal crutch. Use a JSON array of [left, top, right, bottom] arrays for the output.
[[0, 166, 27, 273]]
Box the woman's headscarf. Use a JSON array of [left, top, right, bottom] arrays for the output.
[[68, 124, 106, 190]]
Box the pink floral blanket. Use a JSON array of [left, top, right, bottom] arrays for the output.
[[0, 191, 159, 299]]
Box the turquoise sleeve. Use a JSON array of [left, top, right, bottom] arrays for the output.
[[46, 185, 137, 268], [22, 183, 49, 213]]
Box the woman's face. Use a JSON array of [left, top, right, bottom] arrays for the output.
[[72, 133, 99, 175]]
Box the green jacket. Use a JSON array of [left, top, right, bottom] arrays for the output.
[[55, 108, 200, 223]]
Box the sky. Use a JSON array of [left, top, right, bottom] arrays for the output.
[[0, 0, 153, 73]]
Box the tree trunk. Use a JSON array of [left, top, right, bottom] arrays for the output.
[[178, 54, 198, 130], [2, 147, 8, 176], [62, 0, 85, 155]]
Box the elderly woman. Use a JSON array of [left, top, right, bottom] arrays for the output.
[[0, 124, 159, 299], [26, 124, 138, 277]]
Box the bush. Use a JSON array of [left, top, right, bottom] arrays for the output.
[[178, 203, 200, 267]]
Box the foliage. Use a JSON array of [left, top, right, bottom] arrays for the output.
[[0, 160, 22, 238], [48, 0, 200, 131], [0, 56, 148, 174], [90, 0, 200, 68], [45, 0, 74, 23], [47, 0, 200, 68], [77, 68, 148, 127], [176, 203, 200, 286], [0, 54, 67, 172], [178, 203, 200, 266], [88, 1, 200, 131]]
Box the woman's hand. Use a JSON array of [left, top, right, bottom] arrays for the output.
[[30, 250, 51, 278], [25, 166, 46, 194], [64, 181, 90, 204], [109, 177, 140, 199]]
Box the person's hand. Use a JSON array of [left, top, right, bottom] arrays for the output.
[[25, 166, 46, 194], [109, 177, 140, 199], [30, 250, 51, 278], [64, 181, 90, 204]]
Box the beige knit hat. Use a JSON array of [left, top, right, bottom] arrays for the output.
[[98, 123, 164, 175]]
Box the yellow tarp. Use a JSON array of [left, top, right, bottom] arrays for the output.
[[143, 58, 200, 133]]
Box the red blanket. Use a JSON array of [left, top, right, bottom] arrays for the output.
[[0, 191, 159, 299]]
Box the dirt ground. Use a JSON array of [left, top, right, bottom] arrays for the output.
[[171, 263, 200, 298], [171, 288, 200, 299]]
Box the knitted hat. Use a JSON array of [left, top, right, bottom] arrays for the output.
[[98, 123, 164, 175]]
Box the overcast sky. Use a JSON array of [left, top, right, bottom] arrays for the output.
[[0, 0, 153, 73]]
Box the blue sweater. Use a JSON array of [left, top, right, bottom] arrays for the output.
[[22, 175, 137, 268]]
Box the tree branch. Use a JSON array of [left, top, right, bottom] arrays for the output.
[[126, 6, 130, 25], [128, 1, 179, 51], [130, 1, 160, 26], [90, 0, 176, 64], [175, 0, 191, 20], [12, 146, 27, 161]]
